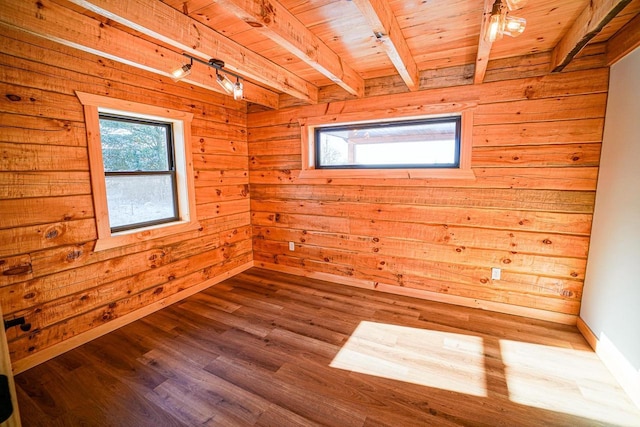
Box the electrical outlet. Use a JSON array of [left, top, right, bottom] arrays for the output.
[[491, 268, 501, 280], [288, 241, 295, 251]]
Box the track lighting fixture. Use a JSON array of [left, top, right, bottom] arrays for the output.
[[171, 54, 244, 100], [484, 0, 526, 43]]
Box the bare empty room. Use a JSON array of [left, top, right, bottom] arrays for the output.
[[1, 0, 640, 425]]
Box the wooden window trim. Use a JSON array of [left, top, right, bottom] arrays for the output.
[[76, 91, 199, 251], [299, 109, 476, 180]]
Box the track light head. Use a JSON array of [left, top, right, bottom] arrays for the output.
[[484, 0, 526, 43], [171, 61, 192, 81], [233, 78, 244, 100], [216, 70, 236, 94]]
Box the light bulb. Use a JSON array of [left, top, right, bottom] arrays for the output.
[[485, 12, 504, 43], [233, 79, 243, 100], [171, 63, 191, 81], [503, 15, 526, 37], [216, 71, 235, 94]]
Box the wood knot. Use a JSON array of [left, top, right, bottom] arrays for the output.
[[153, 287, 163, 295], [6, 94, 21, 102], [66, 250, 82, 261], [502, 259, 512, 264], [3, 264, 32, 276], [542, 239, 552, 245], [23, 292, 36, 299], [45, 228, 60, 239]]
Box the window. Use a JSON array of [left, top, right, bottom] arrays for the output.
[[315, 117, 461, 169], [77, 92, 198, 251], [99, 114, 179, 232], [300, 110, 475, 179]]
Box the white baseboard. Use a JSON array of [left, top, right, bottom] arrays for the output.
[[12, 261, 253, 375], [577, 317, 640, 409]]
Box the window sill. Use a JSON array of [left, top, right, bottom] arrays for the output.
[[93, 219, 201, 252], [298, 168, 476, 180]]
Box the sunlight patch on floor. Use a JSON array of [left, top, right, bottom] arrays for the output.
[[330, 321, 487, 397], [500, 339, 640, 426]]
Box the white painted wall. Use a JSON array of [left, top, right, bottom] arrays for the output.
[[581, 46, 640, 406]]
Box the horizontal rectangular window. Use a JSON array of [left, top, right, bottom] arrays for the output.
[[99, 114, 179, 233], [314, 116, 461, 169]]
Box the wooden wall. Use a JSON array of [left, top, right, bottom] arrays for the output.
[[248, 54, 609, 324], [0, 27, 252, 372]]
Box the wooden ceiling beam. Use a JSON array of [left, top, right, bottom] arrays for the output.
[[474, 0, 496, 84], [66, 0, 319, 103], [551, 0, 633, 72], [0, 0, 279, 108], [351, 0, 419, 91], [213, 0, 365, 97], [606, 12, 640, 65]]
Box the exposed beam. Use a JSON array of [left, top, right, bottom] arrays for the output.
[[0, 0, 279, 108], [606, 12, 640, 65], [474, 0, 496, 84], [66, 0, 319, 103], [551, 0, 633, 72], [351, 0, 419, 91], [214, 0, 365, 97]]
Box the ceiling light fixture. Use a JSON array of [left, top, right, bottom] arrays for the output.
[[484, 0, 526, 43], [171, 54, 244, 100]]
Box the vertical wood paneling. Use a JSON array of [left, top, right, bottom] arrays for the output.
[[248, 67, 609, 322], [0, 27, 251, 366]]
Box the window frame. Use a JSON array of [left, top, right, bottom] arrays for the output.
[[300, 109, 475, 180], [77, 92, 198, 251], [314, 116, 462, 170]]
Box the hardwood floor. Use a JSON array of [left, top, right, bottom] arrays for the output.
[[14, 268, 640, 426]]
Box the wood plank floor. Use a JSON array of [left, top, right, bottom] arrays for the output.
[[14, 268, 640, 426]]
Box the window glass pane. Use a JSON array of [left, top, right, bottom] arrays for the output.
[[316, 118, 459, 168], [99, 117, 170, 172], [105, 175, 177, 229]]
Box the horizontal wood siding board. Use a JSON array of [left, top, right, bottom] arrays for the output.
[[249, 167, 598, 191], [250, 185, 595, 213], [250, 200, 593, 235]]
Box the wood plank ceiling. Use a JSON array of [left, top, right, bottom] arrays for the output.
[[2, 0, 639, 108]]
